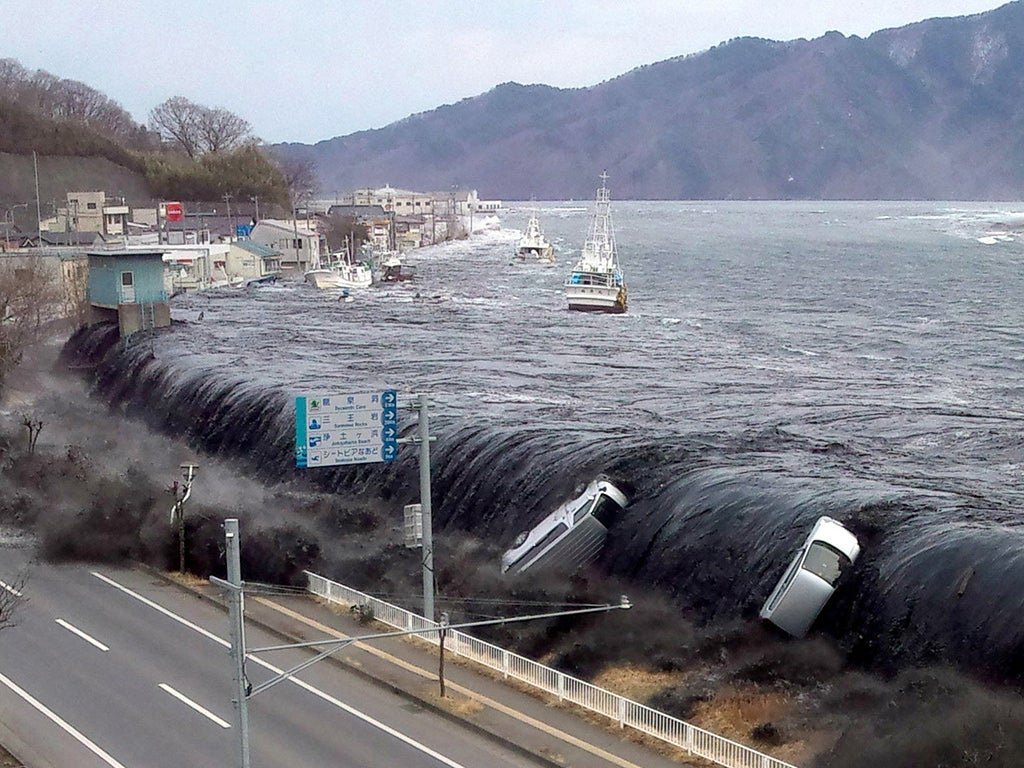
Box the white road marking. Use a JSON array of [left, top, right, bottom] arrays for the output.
[[0, 579, 22, 597], [158, 683, 231, 729], [0, 670, 128, 768], [92, 570, 469, 768], [56, 619, 110, 652]]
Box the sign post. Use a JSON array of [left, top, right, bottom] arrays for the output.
[[295, 389, 435, 619]]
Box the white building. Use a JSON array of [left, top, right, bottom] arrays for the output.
[[248, 219, 324, 272]]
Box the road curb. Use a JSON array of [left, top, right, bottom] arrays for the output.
[[140, 565, 565, 768]]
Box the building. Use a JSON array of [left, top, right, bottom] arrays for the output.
[[350, 185, 435, 217], [57, 192, 130, 235], [86, 246, 171, 337], [248, 219, 324, 272], [226, 240, 282, 284]]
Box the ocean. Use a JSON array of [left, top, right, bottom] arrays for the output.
[[69, 200, 1024, 680]]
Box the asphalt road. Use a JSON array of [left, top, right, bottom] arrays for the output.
[[0, 552, 544, 768]]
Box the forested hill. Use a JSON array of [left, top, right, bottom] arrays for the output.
[[275, 1, 1024, 200], [0, 59, 290, 207]]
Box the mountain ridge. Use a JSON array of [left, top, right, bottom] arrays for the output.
[[274, 2, 1024, 200]]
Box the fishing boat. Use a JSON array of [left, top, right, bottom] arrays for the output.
[[374, 250, 415, 283], [517, 211, 554, 262], [305, 239, 373, 290], [564, 172, 626, 313]]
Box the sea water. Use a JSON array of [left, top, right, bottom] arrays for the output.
[[77, 200, 1024, 678]]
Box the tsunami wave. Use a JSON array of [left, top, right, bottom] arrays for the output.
[[60, 323, 1024, 683]]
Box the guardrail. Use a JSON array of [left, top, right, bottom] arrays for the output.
[[305, 571, 799, 768]]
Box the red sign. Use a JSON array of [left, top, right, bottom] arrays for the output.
[[165, 201, 184, 222]]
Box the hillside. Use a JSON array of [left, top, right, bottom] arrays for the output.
[[275, 1, 1024, 200]]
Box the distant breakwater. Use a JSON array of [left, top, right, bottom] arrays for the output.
[[60, 323, 1024, 684]]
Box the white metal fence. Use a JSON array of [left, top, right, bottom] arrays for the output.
[[305, 571, 799, 768]]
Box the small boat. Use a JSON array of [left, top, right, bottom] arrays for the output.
[[501, 478, 629, 576], [564, 172, 626, 313], [305, 240, 373, 290], [517, 211, 554, 262], [374, 251, 415, 283]]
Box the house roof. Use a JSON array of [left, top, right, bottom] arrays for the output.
[[233, 240, 281, 257], [38, 231, 104, 246], [252, 219, 319, 237], [327, 204, 389, 219]]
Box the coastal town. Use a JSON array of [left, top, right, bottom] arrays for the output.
[[0, 184, 502, 336]]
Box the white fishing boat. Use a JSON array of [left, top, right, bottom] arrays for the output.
[[305, 241, 373, 290], [564, 172, 626, 313], [517, 211, 554, 262]]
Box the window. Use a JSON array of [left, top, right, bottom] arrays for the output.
[[591, 494, 623, 527], [86, 202, 97, 210], [802, 543, 849, 586], [121, 271, 134, 287], [292, 238, 303, 249]]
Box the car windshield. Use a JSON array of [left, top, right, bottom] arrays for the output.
[[590, 494, 623, 527], [802, 542, 850, 586]]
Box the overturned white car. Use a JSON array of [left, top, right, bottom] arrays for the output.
[[501, 478, 629, 577], [759, 516, 861, 638]]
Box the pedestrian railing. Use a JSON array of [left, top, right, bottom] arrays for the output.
[[305, 571, 799, 768]]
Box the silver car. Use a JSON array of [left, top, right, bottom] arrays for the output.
[[759, 516, 861, 638], [501, 478, 629, 576]]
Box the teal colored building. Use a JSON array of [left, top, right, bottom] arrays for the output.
[[87, 248, 171, 337]]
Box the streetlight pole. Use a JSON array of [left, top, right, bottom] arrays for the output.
[[170, 463, 199, 574], [224, 519, 250, 768]]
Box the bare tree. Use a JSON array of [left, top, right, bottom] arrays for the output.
[[21, 414, 43, 453], [278, 156, 320, 215], [0, 257, 62, 397], [150, 96, 255, 158], [0, 574, 25, 632], [197, 107, 252, 155], [323, 212, 367, 253], [149, 96, 204, 158]]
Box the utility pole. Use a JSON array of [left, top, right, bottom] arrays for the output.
[[417, 394, 434, 621], [224, 194, 233, 241], [397, 394, 435, 620], [32, 151, 42, 248]]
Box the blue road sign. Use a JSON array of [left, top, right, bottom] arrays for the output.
[[295, 389, 399, 468]]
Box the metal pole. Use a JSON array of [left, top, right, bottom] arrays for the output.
[[224, 519, 251, 768], [33, 151, 42, 248], [417, 394, 434, 621]]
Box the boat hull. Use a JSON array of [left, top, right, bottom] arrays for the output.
[[565, 284, 627, 313], [518, 245, 555, 262], [305, 265, 372, 290]]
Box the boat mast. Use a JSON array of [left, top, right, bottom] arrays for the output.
[[584, 171, 616, 268]]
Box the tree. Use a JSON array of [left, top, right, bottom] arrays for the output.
[[197, 107, 252, 155], [278, 155, 320, 216], [150, 97, 255, 158], [0, 574, 25, 632], [149, 96, 203, 159], [0, 257, 61, 398], [323, 212, 367, 253]]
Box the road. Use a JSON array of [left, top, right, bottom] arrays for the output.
[[0, 553, 544, 768]]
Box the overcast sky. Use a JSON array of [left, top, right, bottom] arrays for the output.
[[1, 0, 1011, 144]]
